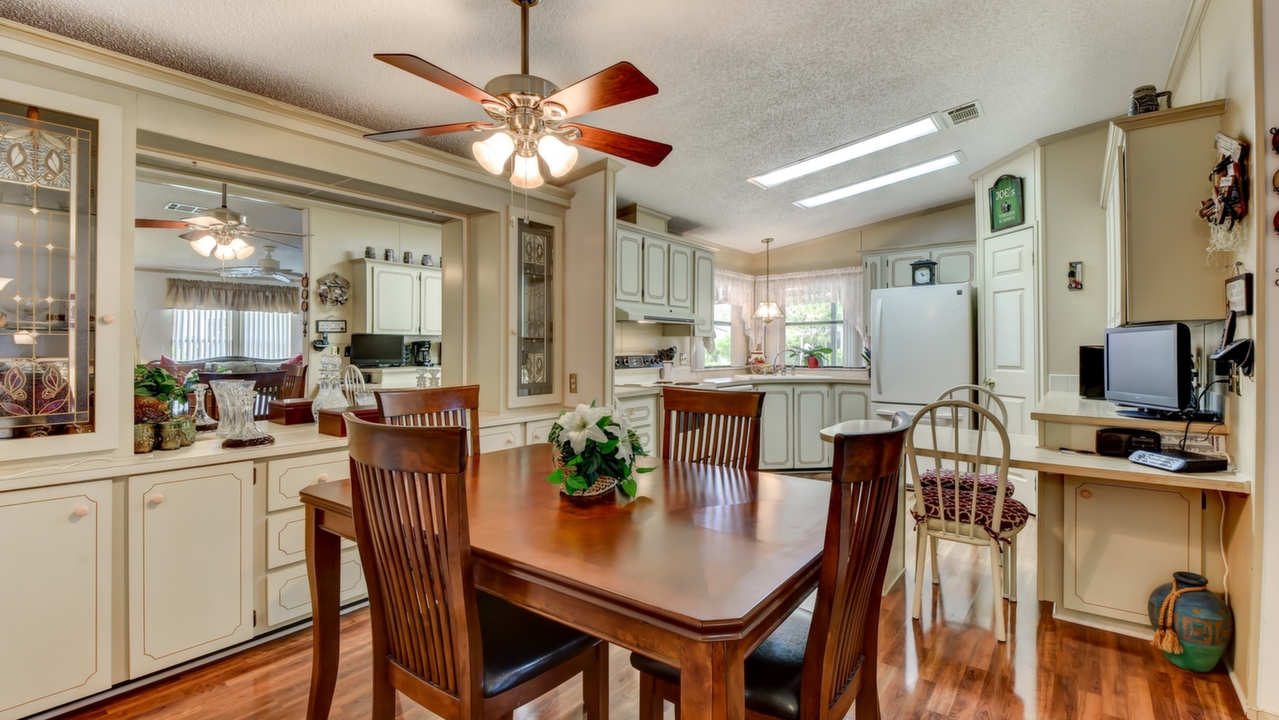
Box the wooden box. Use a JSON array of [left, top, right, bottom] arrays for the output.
[[268, 398, 315, 425], [317, 405, 380, 437]]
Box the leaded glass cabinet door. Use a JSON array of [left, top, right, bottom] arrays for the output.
[[0, 104, 96, 438], [516, 219, 552, 398]]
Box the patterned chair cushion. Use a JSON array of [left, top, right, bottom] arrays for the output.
[[910, 486, 1029, 544], [918, 467, 1013, 498]]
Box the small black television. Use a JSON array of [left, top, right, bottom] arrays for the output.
[[1104, 323, 1193, 418], [350, 334, 405, 368]]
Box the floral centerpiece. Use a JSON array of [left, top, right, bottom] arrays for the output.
[[133, 365, 181, 424], [545, 402, 654, 498]]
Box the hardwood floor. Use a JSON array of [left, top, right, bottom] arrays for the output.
[[54, 512, 1245, 720]]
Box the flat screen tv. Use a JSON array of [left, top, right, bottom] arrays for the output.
[[1104, 323, 1192, 418], [350, 334, 405, 368]]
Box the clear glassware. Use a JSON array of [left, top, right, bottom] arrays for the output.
[[221, 384, 275, 449], [311, 352, 349, 422], [416, 368, 429, 389], [190, 383, 218, 433], [428, 368, 441, 388], [211, 380, 254, 438]]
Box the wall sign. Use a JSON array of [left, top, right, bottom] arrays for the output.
[[316, 319, 348, 333], [989, 174, 1025, 232], [1225, 272, 1253, 315]]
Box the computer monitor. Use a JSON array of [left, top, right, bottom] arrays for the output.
[[350, 334, 405, 368], [1104, 323, 1193, 418]]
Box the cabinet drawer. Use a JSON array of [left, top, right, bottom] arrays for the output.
[[525, 418, 558, 445], [634, 428, 655, 456], [266, 507, 354, 570], [479, 424, 524, 454], [618, 396, 657, 427], [267, 451, 349, 512], [264, 547, 366, 628]]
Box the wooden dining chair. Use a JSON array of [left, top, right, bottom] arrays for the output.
[[198, 370, 287, 421], [374, 385, 481, 456], [660, 386, 765, 471], [631, 413, 910, 720], [906, 400, 1027, 641], [344, 414, 608, 720], [280, 363, 308, 399]]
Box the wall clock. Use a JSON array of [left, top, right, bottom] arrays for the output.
[[316, 273, 350, 306]]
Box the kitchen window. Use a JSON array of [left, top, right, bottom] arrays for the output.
[[783, 301, 844, 366], [171, 309, 293, 361], [704, 303, 735, 367]]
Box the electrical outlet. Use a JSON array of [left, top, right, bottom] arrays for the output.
[[569, 373, 578, 393], [343, 345, 351, 357], [679, 352, 688, 365]]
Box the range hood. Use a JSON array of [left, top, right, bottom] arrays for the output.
[[615, 301, 698, 325]]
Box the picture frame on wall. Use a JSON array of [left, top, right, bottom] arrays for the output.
[[1068, 261, 1083, 291], [989, 174, 1025, 232]]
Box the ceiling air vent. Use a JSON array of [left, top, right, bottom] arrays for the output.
[[164, 202, 205, 214], [942, 101, 983, 128]]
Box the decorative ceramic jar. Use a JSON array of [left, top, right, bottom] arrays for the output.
[[177, 416, 196, 446], [157, 420, 183, 451], [422, 254, 434, 267], [133, 424, 156, 453], [384, 248, 395, 262], [1148, 571, 1233, 672], [403, 251, 414, 264], [364, 246, 377, 259]]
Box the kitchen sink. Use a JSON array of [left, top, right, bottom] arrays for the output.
[[733, 374, 834, 382]]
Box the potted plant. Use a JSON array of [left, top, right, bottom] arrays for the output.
[[545, 403, 654, 498], [798, 346, 833, 368], [134, 365, 180, 453]]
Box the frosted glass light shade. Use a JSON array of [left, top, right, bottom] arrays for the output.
[[537, 135, 578, 177], [752, 300, 784, 323], [230, 238, 254, 260], [213, 242, 237, 261], [511, 154, 544, 189], [189, 235, 218, 257], [473, 132, 515, 175]]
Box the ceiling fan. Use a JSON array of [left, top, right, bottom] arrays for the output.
[[364, 0, 672, 188], [135, 183, 308, 261], [220, 245, 302, 284]]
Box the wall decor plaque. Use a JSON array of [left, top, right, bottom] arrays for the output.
[[989, 174, 1025, 232]]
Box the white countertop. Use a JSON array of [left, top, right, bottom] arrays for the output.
[[614, 373, 870, 398]]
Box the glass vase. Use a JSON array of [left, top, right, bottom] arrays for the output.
[[190, 383, 218, 433], [221, 384, 275, 449], [210, 379, 254, 438]]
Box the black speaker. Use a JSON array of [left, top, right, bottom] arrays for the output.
[[1080, 345, 1105, 399], [1095, 427, 1162, 457]]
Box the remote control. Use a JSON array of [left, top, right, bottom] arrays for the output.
[[1128, 449, 1228, 473]]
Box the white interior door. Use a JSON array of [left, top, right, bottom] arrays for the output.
[[981, 227, 1037, 511]]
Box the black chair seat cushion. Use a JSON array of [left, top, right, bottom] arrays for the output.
[[629, 606, 813, 720], [477, 591, 600, 697]]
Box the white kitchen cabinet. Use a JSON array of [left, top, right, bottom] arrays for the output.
[[884, 250, 929, 288], [934, 246, 976, 285], [525, 417, 559, 445], [668, 243, 693, 309], [265, 547, 366, 627], [1063, 478, 1202, 625], [267, 450, 349, 513], [642, 237, 669, 305], [618, 394, 659, 456], [371, 264, 420, 334], [759, 387, 794, 470], [616, 229, 644, 302], [420, 267, 443, 336], [793, 387, 832, 468], [0, 481, 112, 720], [128, 463, 254, 678], [833, 384, 871, 423], [479, 423, 525, 454], [693, 250, 715, 337], [1101, 101, 1225, 326], [863, 243, 976, 295]]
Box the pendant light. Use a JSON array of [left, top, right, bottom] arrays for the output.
[[752, 238, 784, 323]]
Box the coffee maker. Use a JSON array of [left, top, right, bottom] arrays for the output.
[[410, 340, 433, 366]]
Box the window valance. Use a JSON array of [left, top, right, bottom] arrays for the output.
[[165, 278, 299, 314]]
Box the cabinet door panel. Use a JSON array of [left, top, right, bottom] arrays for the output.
[[267, 451, 350, 512], [642, 238, 669, 305], [525, 418, 558, 445], [834, 385, 870, 423], [128, 463, 254, 678], [371, 265, 421, 334], [793, 388, 831, 468], [668, 243, 693, 309], [886, 252, 928, 287], [479, 424, 524, 454], [265, 547, 366, 627], [266, 506, 353, 570], [0, 481, 112, 720], [934, 247, 975, 285], [616, 230, 644, 302], [759, 388, 793, 469], [420, 268, 443, 336], [694, 250, 715, 337]]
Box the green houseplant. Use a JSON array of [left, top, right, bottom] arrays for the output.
[[798, 346, 833, 368], [545, 402, 654, 498], [133, 365, 181, 425]]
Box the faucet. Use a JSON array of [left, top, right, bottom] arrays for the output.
[[772, 349, 796, 376]]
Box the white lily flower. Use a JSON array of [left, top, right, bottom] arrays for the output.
[[557, 403, 609, 454]]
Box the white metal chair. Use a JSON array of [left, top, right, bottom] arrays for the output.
[[907, 399, 1028, 642]]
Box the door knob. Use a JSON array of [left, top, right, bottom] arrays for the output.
[[983, 378, 996, 389]]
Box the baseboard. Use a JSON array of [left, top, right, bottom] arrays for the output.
[[1051, 607, 1153, 640], [1252, 709, 1279, 720], [1225, 661, 1253, 719]]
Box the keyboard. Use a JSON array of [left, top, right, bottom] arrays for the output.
[[1128, 449, 1228, 473]]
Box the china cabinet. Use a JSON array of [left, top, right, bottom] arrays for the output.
[[349, 258, 443, 336]]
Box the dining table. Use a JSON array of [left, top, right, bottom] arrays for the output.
[[300, 443, 835, 720]]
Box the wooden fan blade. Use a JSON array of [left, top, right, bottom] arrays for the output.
[[543, 62, 658, 118], [374, 54, 499, 104], [364, 122, 481, 143], [562, 124, 672, 167], [135, 219, 189, 229]]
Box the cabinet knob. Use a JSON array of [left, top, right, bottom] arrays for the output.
[[149, 494, 165, 505], [73, 506, 90, 517], [1080, 489, 1092, 499], [506, 437, 514, 444], [100, 314, 116, 325], [318, 473, 329, 482]]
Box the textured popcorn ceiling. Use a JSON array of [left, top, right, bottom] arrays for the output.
[[1, 0, 1189, 251]]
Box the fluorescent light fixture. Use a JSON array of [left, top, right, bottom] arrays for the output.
[[749, 116, 941, 189], [794, 152, 963, 209]]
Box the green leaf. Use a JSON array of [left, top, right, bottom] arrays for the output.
[[620, 479, 638, 497], [566, 455, 583, 467], [635, 466, 657, 474], [546, 468, 565, 485]]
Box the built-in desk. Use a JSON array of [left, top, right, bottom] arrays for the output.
[[1032, 391, 1227, 454]]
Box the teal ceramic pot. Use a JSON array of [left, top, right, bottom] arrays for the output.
[[1148, 572, 1232, 672]]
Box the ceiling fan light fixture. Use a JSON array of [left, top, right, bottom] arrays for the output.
[[473, 132, 516, 174], [537, 134, 578, 177], [794, 152, 964, 209], [749, 116, 942, 189], [189, 235, 218, 257], [212, 242, 238, 261], [230, 238, 255, 260], [511, 153, 544, 188]]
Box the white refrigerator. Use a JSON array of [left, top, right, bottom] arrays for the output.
[[869, 284, 975, 420]]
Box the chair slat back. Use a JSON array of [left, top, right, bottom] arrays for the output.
[[935, 384, 1008, 427], [280, 364, 308, 400], [375, 386, 482, 456], [345, 415, 481, 699], [801, 416, 909, 720], [198, 370, 287, 420], [906, 400, 1011, 542], [660, 387, 764, 471]]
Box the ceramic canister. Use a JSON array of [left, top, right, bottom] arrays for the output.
[[1147, 571, 1233, 672], [157, 421, 183, 451]]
